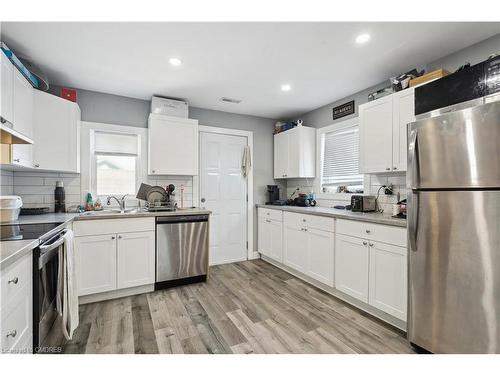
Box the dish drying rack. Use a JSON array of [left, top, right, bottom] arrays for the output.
[[144, 200, 177, 212]]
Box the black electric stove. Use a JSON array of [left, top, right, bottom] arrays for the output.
[[0, 223, 64, 241]]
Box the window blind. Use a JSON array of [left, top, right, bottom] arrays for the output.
[[94, 131, 139, 156], [321, 126, 363, 186]]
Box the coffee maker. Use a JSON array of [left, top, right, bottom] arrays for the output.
[[266, 185, 280, 205]]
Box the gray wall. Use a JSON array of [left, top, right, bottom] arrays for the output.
[[427, 34, 500, 72], [298, 33, 500, 128]]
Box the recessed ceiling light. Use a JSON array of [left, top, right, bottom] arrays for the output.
[[281, 84, 291, 92], [355, 33, 371, 44], [169, 57, 182, 66]]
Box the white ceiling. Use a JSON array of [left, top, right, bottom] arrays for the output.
[[1, 22, 499, 119]]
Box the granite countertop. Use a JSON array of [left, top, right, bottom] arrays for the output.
[[256, 204, 407, 227], [0, 208, 211, 269]]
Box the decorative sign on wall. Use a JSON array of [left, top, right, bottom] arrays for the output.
[[332, 100, 355, 120]]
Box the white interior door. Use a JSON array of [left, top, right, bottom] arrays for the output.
[[200, 132, 248, 265]]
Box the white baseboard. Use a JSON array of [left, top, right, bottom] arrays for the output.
[[79, 284, 154, 305]]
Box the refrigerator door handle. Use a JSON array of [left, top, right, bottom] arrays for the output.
[[407, 127, 419, 189], [408, 191, 419, 252]]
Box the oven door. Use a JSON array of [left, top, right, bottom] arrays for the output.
[[33, 231, 66, 353]]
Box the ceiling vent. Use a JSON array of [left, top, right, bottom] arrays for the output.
[[220, 97, 242, 104]]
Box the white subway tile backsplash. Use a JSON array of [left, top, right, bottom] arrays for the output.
[[13, 176, 45, 186]]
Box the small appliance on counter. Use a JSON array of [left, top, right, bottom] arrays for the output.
[[54, 181, 66, 213], [0, 196, 23, 222], [292, 193, 317, 207], [266, 185, 280, 205], [350, 195, 376, 212]]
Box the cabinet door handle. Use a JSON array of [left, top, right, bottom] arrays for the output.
[[34, 164, 40, 168], [13, 158, 20, 162], [118, 235, 122, 239], [8, 277, 19, 284], [152, 170, 156, 174], [385, 167, 391, 171], [302, 219, 306, 222], [363, 241, 368, 246], [366, 229, 371, 234], [6, 330, 17, 338], [369, 243, 374, 247], [0, 116, 6, 124], [111, 236, 115, 240], [393, 167, 397, 170]]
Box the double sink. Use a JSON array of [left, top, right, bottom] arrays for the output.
[[79, 208, 143, 216]]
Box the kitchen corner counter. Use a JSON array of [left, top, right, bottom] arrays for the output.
[[0, 239, 38, 270], [256, 204, 406, 227]]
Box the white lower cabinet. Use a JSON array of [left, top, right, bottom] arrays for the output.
[[282, 211, 334, 286], [117, 231, 155, 289], [258, 209, 283, 262], [261, 209, 408, 324], [334, 234, 369, 302], [0, 253, 33, 353], [75, 234, 117, 296], [283, 221, 308, 273], [307, 228, 334, 287], [74, 218, 155, 298], [369, 240, 407, 321]]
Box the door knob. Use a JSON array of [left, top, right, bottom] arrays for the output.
[[8, 277, 19, 284], [201, 198, 206, 203]]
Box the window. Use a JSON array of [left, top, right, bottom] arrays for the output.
[[320, 125, 363, 193], [92, 131, 139, 196]]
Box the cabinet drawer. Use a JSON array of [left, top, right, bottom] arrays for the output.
[[336, 219, 407, 247], [302, 214, 334, 233], [283, 211, 306, 228], [1, 254, 31, 307], [284, 211, 334, 232], [258, 208, 283, 222], [1, 286, 32, 351], [74, 217, 155, 236]]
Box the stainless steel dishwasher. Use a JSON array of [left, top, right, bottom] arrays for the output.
[[155, 214, 209, 290]]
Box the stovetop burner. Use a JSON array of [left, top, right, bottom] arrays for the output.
[[0, 222, 64, 241]]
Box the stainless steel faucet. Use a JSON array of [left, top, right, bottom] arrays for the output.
[[106, 194, 127, 213]]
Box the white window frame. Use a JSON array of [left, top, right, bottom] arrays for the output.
[[81, 121, 148, 208], [315, 117, 369, 201]]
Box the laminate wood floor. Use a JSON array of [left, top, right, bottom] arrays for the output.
[[63, 260, 414, 354]]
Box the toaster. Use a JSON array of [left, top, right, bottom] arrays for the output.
[[350, 195, 376, 212]]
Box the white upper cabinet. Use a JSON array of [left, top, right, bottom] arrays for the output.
[[274, 126, 316, 179], [148, 114, 199, 175], [359, 88, 414, 173], [12, 69, 34, 139], [359, 95, 393, 173], [392, 88, 415, 172], [32, 90, 81, 172], [10, 69, 35, 168], [0, 52, 14, 125]]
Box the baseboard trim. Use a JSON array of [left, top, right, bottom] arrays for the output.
[[79, 284, 155, 305], [260, 255, 407, 332]]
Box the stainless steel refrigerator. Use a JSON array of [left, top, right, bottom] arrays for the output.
[[407, 100, 500, 353]]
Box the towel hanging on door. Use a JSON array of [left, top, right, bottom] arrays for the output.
[[242, 145, 251, 178]]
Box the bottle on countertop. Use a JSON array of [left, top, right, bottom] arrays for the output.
[[54, 181, 66, 213]]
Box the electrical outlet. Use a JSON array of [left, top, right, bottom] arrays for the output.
[[384, 184, 394, 195]]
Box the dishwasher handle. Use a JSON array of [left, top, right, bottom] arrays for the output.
[[156, 215, 209, 224]]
